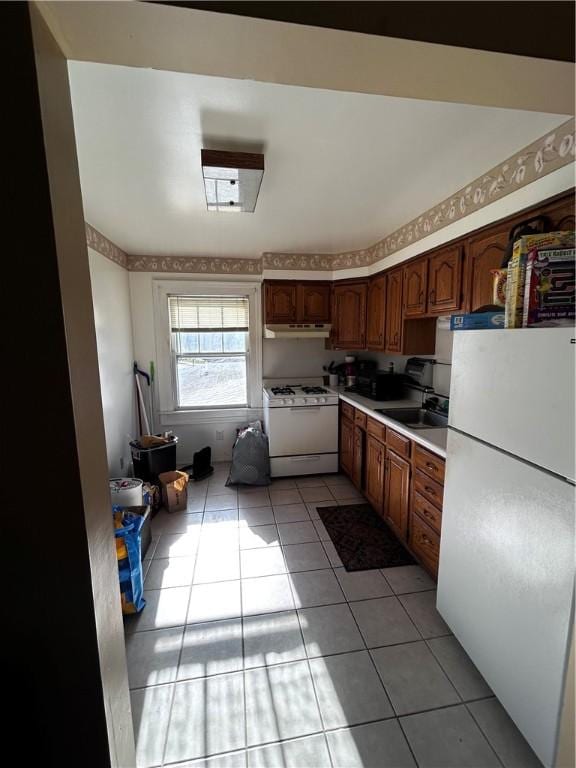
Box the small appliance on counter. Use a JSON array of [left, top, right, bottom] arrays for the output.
[[404, 357, 435, 389], [347, 362, 409, 401], [344, 355, 357, 387]]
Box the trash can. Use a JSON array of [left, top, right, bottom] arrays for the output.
[[130, 437, 178, 484]]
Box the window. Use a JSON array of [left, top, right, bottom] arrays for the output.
[[154, 279, 262, 421], [169, 295, 250, 408]]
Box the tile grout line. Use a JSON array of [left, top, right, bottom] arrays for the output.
[[239, 521, 249, 765], [286, 550, 337, 768], [159, 506, 205, 767], [136, 475, 472, 767], [129, 631, 473, 692], [160, 697, 504, 768], [396, 712, 423, 768], [129, 583, 444, 637], [464, 701, 507, 768]]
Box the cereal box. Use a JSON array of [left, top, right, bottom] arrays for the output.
[[522, 247, 575, 327], [505, 231, 575, 328]]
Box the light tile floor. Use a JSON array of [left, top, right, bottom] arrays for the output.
[[126, 463, 543, 768]]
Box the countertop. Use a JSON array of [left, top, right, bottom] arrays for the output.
[[336, 389, 448, 458]]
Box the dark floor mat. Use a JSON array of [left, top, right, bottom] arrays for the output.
[[318, 504, 415, 572]]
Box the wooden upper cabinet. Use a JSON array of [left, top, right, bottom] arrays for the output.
[[384, 449, 411, 542], [265, 283, 297, 323], [403, 259, 428, 317], [365, 434, 386, 514], [545, 196, 576, 232], [264, 281, 331, 323], [298, 283, 331, 323], [427, 245, 463, 315], [385, 268, 403, 352], [465, 228, 508, 312], [366, 275, 386, 350], [333, 281, 367, 349], [465, 193, 575, 313]]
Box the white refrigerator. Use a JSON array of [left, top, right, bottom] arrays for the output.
[[437, 328, 575, 768]]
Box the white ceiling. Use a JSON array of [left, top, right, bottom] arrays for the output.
[[68, 61, 568, 258]]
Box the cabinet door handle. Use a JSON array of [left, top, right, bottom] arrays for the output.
[[424, 486, 436, 495], [422, 509, 435, 520], [421, 534, 432, 545], [419, 290, 424, 303], [429, 290, 436, 304], [426, 462, 437, 470]]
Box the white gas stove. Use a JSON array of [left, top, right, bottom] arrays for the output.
[[263, 381, 339, 476], [263, 384, 339, 408]]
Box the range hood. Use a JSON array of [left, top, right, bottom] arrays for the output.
[[264, 323, 332, 339]]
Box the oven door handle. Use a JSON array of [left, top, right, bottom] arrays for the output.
[[289, 406, 322, 411]]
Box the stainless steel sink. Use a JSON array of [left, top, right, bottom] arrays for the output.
[[375, 407, 448, 429]]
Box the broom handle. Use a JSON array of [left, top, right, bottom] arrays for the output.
[[135, 371, 150, 434]]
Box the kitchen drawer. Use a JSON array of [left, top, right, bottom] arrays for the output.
[[367, 417, 386, 442], [386, 428, 411, 459], [409, 512, 440, 578], [354, 409, 367, 429], [341, 401, 355, 421], [414, 469, 444, 510], [414, 445, 445, 484], [413, 491, 442, 534]]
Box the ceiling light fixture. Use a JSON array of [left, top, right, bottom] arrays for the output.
[[201, 149, 264, 213]]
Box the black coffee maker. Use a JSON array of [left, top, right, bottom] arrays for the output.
[[345, 360, 377, 392]]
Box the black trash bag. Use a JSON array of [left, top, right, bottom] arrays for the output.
[[226, 420, 271, 487]]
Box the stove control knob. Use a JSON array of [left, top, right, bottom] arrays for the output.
[[310, 397, 319, 404], [319, 397, 327, 403], [280, 399, 286, 406], [286, 398, 294, 405]]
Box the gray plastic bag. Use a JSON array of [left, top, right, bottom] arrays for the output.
[[226, 420, 271, 486]]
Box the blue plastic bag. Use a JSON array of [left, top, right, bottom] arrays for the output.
[[113, 507, 146, 614]]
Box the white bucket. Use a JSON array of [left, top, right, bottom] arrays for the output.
[[110, 478, 143, 508]]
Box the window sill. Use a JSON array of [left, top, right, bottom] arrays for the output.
[[159, 407, 264, 426]]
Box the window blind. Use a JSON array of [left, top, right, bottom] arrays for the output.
[[169, 295, 249, 332]]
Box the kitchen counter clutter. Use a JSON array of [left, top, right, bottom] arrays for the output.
[[337, 389, 447, 457], [337, 389, 447, 579]]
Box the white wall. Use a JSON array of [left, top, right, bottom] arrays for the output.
[[263, 339, 346, 379], [354, 318, 454, 397], [88, 248, 135, 475], [262, 319, 453, 394], [129, 270, 264, 465]]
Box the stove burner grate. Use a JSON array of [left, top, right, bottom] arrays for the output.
[[301, 386, 328, 394], [271, 387, 295, 396]]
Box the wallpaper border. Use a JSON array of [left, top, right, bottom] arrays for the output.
[[85, 118, 575, 275], [264, 117, 575, 271], [127, 255, 262, 274], [85, 222, 128, 269]]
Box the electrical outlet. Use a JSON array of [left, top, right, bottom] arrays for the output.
[[215, 430, 224, 441]]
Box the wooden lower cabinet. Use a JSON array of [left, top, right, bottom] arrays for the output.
[[352, 425, 365, 490], [365, 434, 386, 512], [409, 513, 441, 578], [340, 415, 354, 475], [384, 449, 411, 541], [340, 406, 446, 579]]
